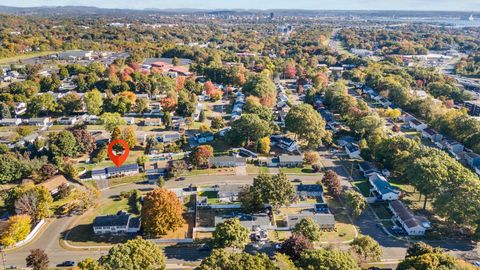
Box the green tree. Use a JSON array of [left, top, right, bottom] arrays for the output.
[[238, 185, 264, 213], [99, 238, 166, 270], [213, 218, 250, 249], [0, 153, 23, 183], [141, 188, 184, 236], [242, 75, 277, 107], [0, 102, 11, 118], [163, 111, 173, 130], [59, 92, 82, 115], [227, 114, 272, 146], [285, 104, 327, 148], [62, 162, 79, 180], [256, 137, 271, 154], [77, 258, 103, 270], [292, 217, 322, 242], [84, 89, 104, 115], [27, 93, 58, 116], [406, 242, 443, 258], [8, 183, 53, 222], [48, 130, 79, 157], [349, 235, 383, 262], [397, 253, 459, 270], [100, 112, 126, 132], [343, 190, 367, 218], [297, 249, 360, 270], [196, 249, 275, 270], [136, 155, 149, 166], [251, 173, 296, 210], [211, 116, 226, 130], [1, 215, 31, 247]]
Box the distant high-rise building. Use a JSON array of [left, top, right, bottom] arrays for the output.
[[270, 12, 274, 20], [469, 14, 474, 21]]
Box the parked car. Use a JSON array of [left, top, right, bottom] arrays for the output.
[[197, 244, 211, 252], [291, 178, 302, 183], [57, 261, 75, 267], [176, 177, 186, 181]]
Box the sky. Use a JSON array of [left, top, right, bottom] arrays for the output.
[[0, 0, 479, 11]]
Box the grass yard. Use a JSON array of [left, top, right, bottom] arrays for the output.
[[320, 218, 357, 243], [189, 167, 235, 176], [269, 230, 291, 242], [109, 174, 147, 187], [198, 191, 219, 204], [0, 50, 58, 64], [64, 198, 135, 246], [80, 149, 145, 171], [353, 180, 371, 197], [246, 164, 270, 174], [279, 166, 317, 174], [370, 203, 393, 220]]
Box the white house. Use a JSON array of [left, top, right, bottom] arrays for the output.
[[443, 139, 465, 155], [345, 143, 361, 159], [122, 117, 135, 125], [28, 117, 52, 127], [0, 118, 22, 126], [56, 117, 78, 125], [408, 118, 428, 131], [368, 173, 400, 201], [389, 200, 430, 236], [144, 118, 162, 126], [93, 214, 141, 234], [421, 127, 443, 142]]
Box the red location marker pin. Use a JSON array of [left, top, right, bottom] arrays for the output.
[[108, 139, 130, 168]]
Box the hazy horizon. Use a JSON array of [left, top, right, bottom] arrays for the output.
[[0, 0, 479, 12]]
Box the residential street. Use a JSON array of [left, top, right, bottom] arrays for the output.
[[4, 166, 478, 268]]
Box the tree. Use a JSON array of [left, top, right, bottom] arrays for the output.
[[298, 250, 360, 270], [211, 117, 226, 130], [284, 64, 297, 79], [203, 81, 216, 96], [59, 92, 82, 115], [273, 254, 298, 270], [285, 104, 327, 148], [353, 114, 385, 137], [406, 242, 443, 258], [100, 112, 126, 132], [84, 89, 104, 115], [213, 218, 250, 249], [122, 126, 138, 149], [99, 238, 166, 270], [48, 130, 79, 158], [0, 102, 11, 118], [349, 235, 383, 263], [26, 249, 49, 270], [12, 183, 53, 222], [27, 93, 58, 116], [256, 137, 271, 154], [197, 249, 275, 270], [397, 253, 460, 270], [62, 162, 79, 180], [163, 111, 173, 130], [238, 185, 265, 213], [304, 151, 320, 165], [69, 125, 96, 154], [1, 215, 31, 247], [321, 170, 342, 197], [141, 188, 184, 236], [249, 173, 296, 210], [167, 160, 188, 178], [190, 145, 213, 168], [199, 109, 206, 122], [0, 153, 23, 183], [280, 233, 313, 260], [242, 75, 277, 107], [227, 114, 272, 147], [343, 190, 367, 217], [77, 258, 103, 270], [175, 89, 195, 117], [136, 155, 149, 166], [384, 108, 401, 119], [172, 57, 180, 66], [292, 217, 322, 242]]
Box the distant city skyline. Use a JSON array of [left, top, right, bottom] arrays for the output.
[[0, 0, 479, 11]]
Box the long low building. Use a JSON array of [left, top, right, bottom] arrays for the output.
[[389, 200, 430, 236], [91, 164, 139, 180], [288, 213, 336, 231], [208, 156, 246, 168], [93, 214, 141, 234]]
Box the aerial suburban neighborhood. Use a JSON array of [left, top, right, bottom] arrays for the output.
[[0, 2, 478, 270]]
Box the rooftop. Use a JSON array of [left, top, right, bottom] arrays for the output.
[[93, 214, 130, 227]]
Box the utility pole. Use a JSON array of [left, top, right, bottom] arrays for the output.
[[0, 246, 6, 270]]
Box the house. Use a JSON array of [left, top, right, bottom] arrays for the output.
[[408, 118, 427, 131], [92, 213, 141, 234], [144, 160, 168, 175], [161, 133, 181, 143], [14, 103, 27, 115], [270, 136, 300, 153], [278, 154, 303, 167], [39, 175, 69, 195], [389, 200, 430, 236], [368, 174, 400, 201], [122, 117, 135, 125], [296, 184, 323, 197], [337, 136, 355, 147], [464, 151, 480, 167], [358, 162, 380, 177], [91, 164, 139, 179], [18, 133, 40, 146], [0, 118, 22, 126], [91, 131, 109, 146], [217, 185, 244, 202], [194, 132, 214, 144], [421, 128, 443, 142], [85, 115, 101, 124], [56, 117, 78, 125], [144, 118, 162, 126], [345, 143, 361, 159], [28, 117, 51, 127], [209, 156, 247, 168], [464, 100, 480, 116], [443, 139, 464, 155], [58, 50, 93, 61], [287, 213, 336, 230], [214, 212, 271, 230]]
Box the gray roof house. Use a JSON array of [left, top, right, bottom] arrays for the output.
[[209, 156, 246, 168], [93, 214, 141, 234], [288, 213, 336, 230], [368, 173, 400, 201]]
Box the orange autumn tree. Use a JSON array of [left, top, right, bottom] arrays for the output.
[[141, 188, 184, 237], [190, 145, 213, 168], [203, 81, 216, 96], [160, 97, 176, 112]]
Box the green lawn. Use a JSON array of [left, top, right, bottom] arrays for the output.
[[353, 180, 371, 197], [0, 50, 58, 64], [279, 166, 316, 174], [371, 203, 393, 220], [109, 174, 146, 187]]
